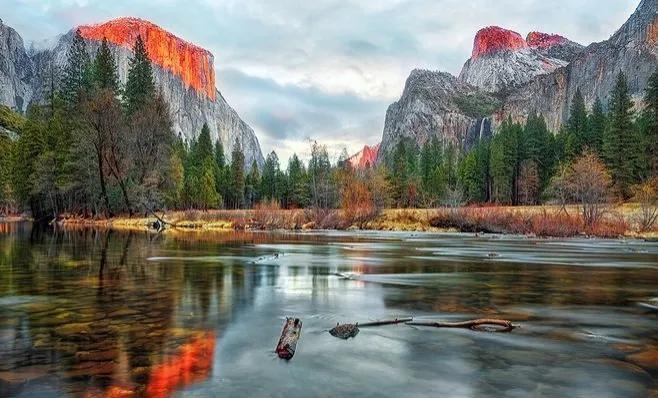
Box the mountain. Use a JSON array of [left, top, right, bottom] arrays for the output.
[[500, 0, 658, 131], [379, 0, 657, 160], [458, 26, 578, 93], [0, 17, 264, 168], [348, 143, 380, 169], [0, 19, 34, 112], [379, 70, 496, 161], [526, 32, 584, 62]]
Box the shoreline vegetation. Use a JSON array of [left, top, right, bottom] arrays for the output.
[[4, 204, 656, 239], [1, 35, 657, 239]]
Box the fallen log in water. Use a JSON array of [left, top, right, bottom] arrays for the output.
[[329, 317, 413, 339], [406, 318, 518, 333], [276, 318, 302, 359]]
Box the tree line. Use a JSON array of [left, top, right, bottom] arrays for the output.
[[1, 31, 657, 219]]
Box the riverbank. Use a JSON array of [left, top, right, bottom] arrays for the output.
[[41, 204, 658, 239]]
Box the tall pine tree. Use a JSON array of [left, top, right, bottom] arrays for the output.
[[61, 30, 92, 106], [566, 88, 588, 158], [643, 69, 658, 177], [93, 38, 119, 92], [124, 35, 155, 114], [229, 140, 245, 209], [603, 72, 636, 197]]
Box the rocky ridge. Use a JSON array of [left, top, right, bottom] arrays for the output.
[[0, 17, 264, 168], [348, 143, 380, 169], [379, 0, 657, 161]]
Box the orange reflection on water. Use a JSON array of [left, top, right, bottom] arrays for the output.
[[145, 332, 216, 398]]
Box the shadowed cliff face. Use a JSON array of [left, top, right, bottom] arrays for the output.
[[79, 17, 216, 100]]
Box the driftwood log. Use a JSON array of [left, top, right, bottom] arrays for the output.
[[406, 318, 518, 333], [276, 318, 302, 359], [329, 318, 413, 339]]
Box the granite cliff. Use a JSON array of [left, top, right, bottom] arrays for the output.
[[0, 17, 264, 168], [379, 0, 656, 161]]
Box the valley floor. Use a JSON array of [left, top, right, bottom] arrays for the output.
[[41, 204, 658, 239]]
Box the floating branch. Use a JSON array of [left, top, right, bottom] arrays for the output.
[[406, 318, 518, 333], [329, 317, 413, 339], [276, 318, 302, 359], [359, 317, 413, 327]]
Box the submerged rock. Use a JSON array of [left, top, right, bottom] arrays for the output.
[[329, 323, 360, 339]]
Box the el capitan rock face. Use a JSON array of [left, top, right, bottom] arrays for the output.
[[459, 26, 570, 93], [0, 17, 263, 168], [348, 143, 380, 169], [380, 0, 656, 162], [78, 17, 216, 100]]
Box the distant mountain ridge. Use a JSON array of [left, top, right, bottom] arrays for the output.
[[348, 143, 380, 169], [0, 17, 264, 168], [377, 0, 657, 162]]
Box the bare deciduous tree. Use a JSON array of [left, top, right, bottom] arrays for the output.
[[632, 178, 658, 232], [564, 151, 613, 228]]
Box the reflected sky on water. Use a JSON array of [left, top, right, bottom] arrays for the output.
[[0, 222, 657, 397]]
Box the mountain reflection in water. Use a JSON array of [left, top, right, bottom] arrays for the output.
[[0, 222, 657, 397]]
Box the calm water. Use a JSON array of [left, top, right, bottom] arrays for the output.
[[1, 222, 657, 397]]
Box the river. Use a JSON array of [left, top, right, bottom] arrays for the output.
[[1, 222, 657, 397]]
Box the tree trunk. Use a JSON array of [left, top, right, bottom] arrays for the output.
[[96, 148, 112, 217]]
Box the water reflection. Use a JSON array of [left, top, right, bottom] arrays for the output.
[[0, 222, 657, 397]]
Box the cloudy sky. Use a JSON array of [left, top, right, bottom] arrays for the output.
[[3, 0, 639, 164]]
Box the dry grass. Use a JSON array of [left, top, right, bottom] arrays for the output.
[[52, 203, 658, 238]]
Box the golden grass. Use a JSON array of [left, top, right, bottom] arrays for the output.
[[50, 203, 658, 238]]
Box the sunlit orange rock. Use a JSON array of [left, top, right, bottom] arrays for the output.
[[145, 332, 216, 398], [526, 32, 569, 49], [472, 26, 528, 58], [78, 17, 216, 100], [348, 143, 380, 169]]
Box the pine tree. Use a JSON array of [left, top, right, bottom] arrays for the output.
[[245, 160, 260, 208], [124, 35, 155, 114], [61, 30, 92, 106], [198, 158, 220, 209], [419, 137, 444, 204], [287, 154, 309, 208], [261, 151, 281, 202], [458, 138, 489, 203], [213, 139, 228, 200], [603, 72, 636, 197], [643, 69, 658, 177], [588, 97, 606, 155], [93, 38, 119, 92], [229, 140, 245, 209], [391, 140, 410, 207], [566, 88, 588, 157], [196, 123, 214, 163], [524, 113, 554, 193], [490, 117, 519, 203]]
